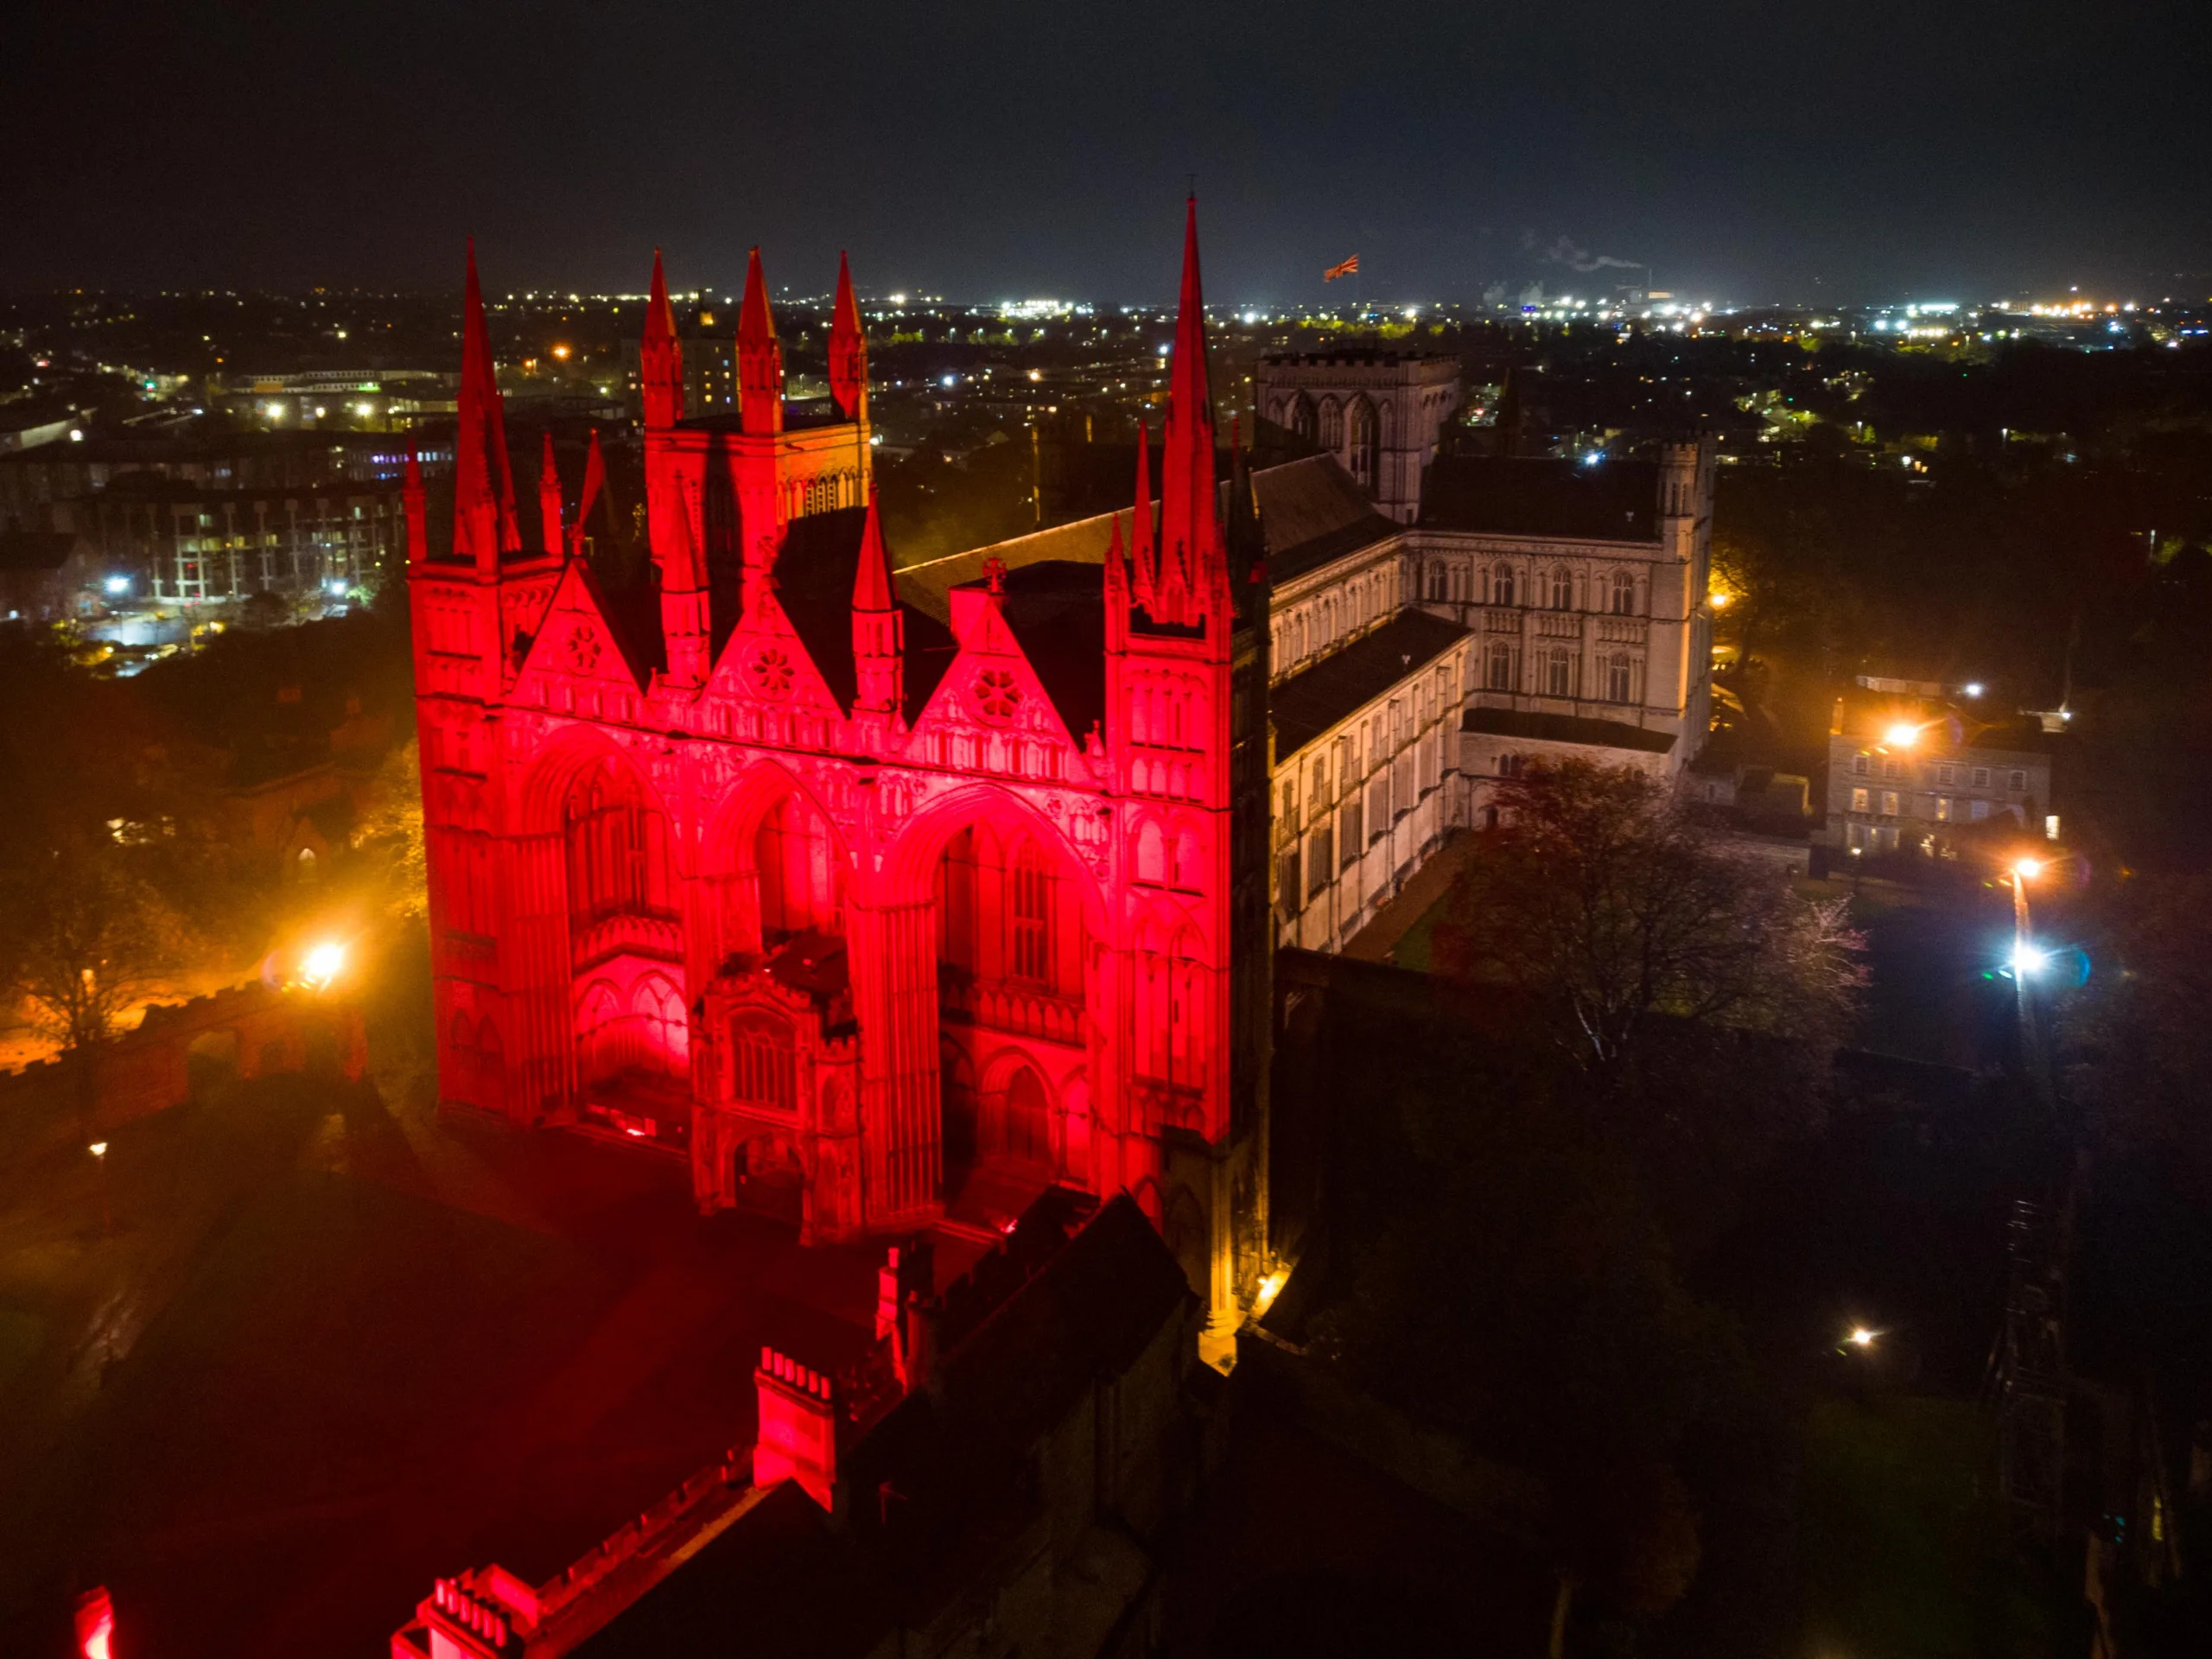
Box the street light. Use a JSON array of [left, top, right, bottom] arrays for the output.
[[2010, 943, 2050, 976], [2012, 857, 2044, 881], [1884, 722, 1920, 749], [300, 941, 346, 989], [1847, 1327, 1878, 1349]]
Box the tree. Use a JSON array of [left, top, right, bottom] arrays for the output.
[[1433, 760, 1865, 1078], [1, 846, 192, 1058], [354, 736, 427, 921]]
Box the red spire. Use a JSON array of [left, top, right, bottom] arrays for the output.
[[454, 240, 518, 571], [1129, 419, 1156, 612], [739, 246, 783, 436], [851, 492, 903, 714], [640, 249, 684, 429], [1157, 197, 1219, 623], [853, 490, 893, 612], [538, 431, 563, 555], [828, 251, 868, 421], [570, 428, 606, 559]]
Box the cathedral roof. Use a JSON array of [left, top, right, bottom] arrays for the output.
[[764, 506, 957, 717], [1249, 454, 1400, 582], [1421, 455, 1661, 543], [1269, 609, 1471, 761], [965, 558, 1109, 741]]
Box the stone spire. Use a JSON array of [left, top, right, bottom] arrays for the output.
[[851, 493, 902, 715], [828, 251, 868, 422], [739, 246, 784, 437], [640, 248, 685, 431], [537, 431, 563, 556], [1156, 197, 1219, 627], [454, 241, 520, 573]]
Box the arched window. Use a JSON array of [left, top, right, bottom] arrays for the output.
[[755, 792, 842, 939], [1009, 840, 1054, 982], [1173, 831, 1203, 890], [1289, 393, 1318, 445], [1427, 563, 1448, 601], [564, 758, 668, 931], [1610, 571, 1637, 615], [1486, 643, 1514, 691], [1347, 397, 1378, 486], [728, 1013, 796, 1111], [1168, 930, 1205, 1090], [576, 980, 622, 1087], [1490, 565, 1516, 607], [1318, 397, 1344, 450], [1135, 820, 1166, 885], [1550, 566, 1573, 610], [632, 976, 688, 1074], [1546, 649, 1576, 698], [1605, 655, 1634, 703], [1000, 1065, 1051, 1168]]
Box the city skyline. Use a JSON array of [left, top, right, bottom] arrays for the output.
[[5, 1, 2209, 305]]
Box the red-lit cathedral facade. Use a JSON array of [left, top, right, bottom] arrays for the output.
[[409, 207, 1271, 1321]]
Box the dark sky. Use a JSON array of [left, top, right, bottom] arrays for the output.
[[6, 0, 2210, 306]]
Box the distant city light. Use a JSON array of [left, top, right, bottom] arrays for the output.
[[104, 575, 130, 595], [888, 293, 907, 306], [940, 373, 957, 388], [1580, 451, 1604, 467], [2010, 944, 2050, 976], [552, 344, 571, 360], [326, 580, 347, 596], [69, 428, 85, 442], [1962, 682, 1984, 698], [1847, 1327, 1877, 1348]]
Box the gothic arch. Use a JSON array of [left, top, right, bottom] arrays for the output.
[[515, 723, 672, 842], [702, 760, 855, 956], [881, 785, 1107, 940]]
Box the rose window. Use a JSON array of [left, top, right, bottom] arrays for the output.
[[750, 646, 795, 698], [974, 668, 1022, 721], [565, 625, 601, 673]]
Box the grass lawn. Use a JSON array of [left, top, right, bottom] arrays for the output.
[[1802, 1395, 2055, 1659]]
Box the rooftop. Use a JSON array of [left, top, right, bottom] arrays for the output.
[[1460, 705, 1677, 754], [1271, 610, 1471, 760], [1421, 455, 1660, 543]]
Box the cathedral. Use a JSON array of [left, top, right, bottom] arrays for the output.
[[410, 205, 1271, 1327], [408, 202, 1714, 1333]]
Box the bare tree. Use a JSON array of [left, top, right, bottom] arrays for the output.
[[1434, 760, 1865, 1074]]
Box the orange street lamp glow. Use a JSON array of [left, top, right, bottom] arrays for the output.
[[301, 941, 346, 989], [1847, 1327, 1877, 1348], [1884, 722, 1920, 749], [2013, 857, 2044, 880], [551, 344, 572, 360], [1708, 590, 1732, 609]]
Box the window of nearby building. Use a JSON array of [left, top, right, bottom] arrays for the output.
[[1009, 842, 1054, 982], [1972, 766, 1992, 788], [1276, 847, 1301, 919], [1936, 763, 1957, 785], [1339, 798, 1363, 861], [1486, 644, 1514, 690], [1605, 655, 1631, 703], [1853, 753, 1871, 777], [1490, 566, 1516, 606], [1881, 791, 1899, 816], [1610, 571, 1636, 614], [1306, 826, 1333, 898], [2007, 769, 2026, 791], [1970, 798, 1990, 821], [1550, 566, 1573, 609], [1428, 563, 1448, 601], [1936, 797, 1952, 822], [1367, 773, 1390, 834], [1545, 649, 1573, 697]]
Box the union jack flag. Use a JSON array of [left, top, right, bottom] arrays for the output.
[[1323, 254, 1359, 282]]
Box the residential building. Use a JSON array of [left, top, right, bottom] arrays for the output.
[[1823, 680, 2058, 856]]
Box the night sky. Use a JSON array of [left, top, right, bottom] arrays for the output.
[[6, 0, 2210, 305]]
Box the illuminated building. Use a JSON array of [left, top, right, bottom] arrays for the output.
[[1824, 678, 2058, 855], [1257, 346, 1462, 523], [411, 207, 1271, 1327]]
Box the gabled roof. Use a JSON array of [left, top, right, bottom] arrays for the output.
[[763, 505, 957, 718], [1249, 454, 1399, 582], [1271, 611, 1471, 761], [980, 559, 1108, 741], [1421, 455, 1660, 543], [1460, 706, 1677, 754]]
